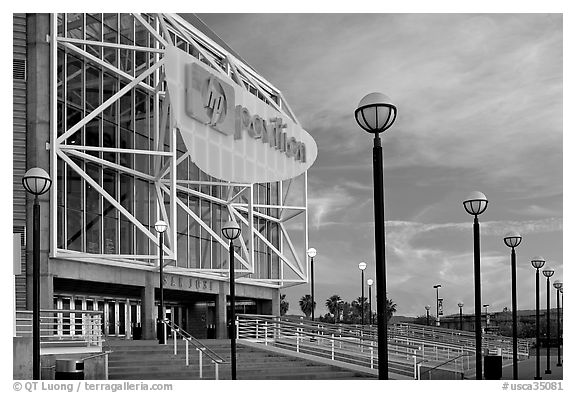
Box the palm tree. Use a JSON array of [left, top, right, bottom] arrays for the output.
[[369, 298, 398, 324], [386, 298, 397, 322], [280, 294, 289, 316], [299, 294, 315, 318], [325, 295, 342, 317]]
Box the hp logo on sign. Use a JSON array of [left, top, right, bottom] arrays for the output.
[[185, 63, 236, 136], [204, 76, 227, 127]]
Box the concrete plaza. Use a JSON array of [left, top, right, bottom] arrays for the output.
[[501, 348, 563, 380]]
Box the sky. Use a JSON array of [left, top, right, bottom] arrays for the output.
[[191, 12, 565, 318]]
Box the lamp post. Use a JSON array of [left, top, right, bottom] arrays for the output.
[[154, 220, 168, 345], [307, 248, 317, 321], [458, 302, 464, 331], [222, 220, 241, 380], [542, 267, 554, 375], [425, 305, 431, 326], [367, 278, 374, 325], [504, 231, 522, 379], [358, 262, 367, 326], [355, 92, 397, 379], [463, 191, 488, 380], [336, 299, 344, 325], [22, 167, 52, 380], [433, 284, 442, 327], [553, 280, 562, 367], [531, 256, 546, 380], [483, 304, 490, 330]]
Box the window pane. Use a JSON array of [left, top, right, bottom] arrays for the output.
[[67, 209, 83, 251], [67, 159, 83, 211], [120, 220, 133, 254], [104, 216, 117, 254], [86, 213, 102, 253], [66, 13, 83, 40], [102, 120, 117, 163], [85, 65, 101, 113], [119, 14, 134, 44], [103, 169, 117, 216], [120, 84, 132, 130], [102, 73, 117, 121], [66, 55, 83, 107], [120, 174, 133, 212], [177, 233, 187, 268], [86, 163, 101, 214]]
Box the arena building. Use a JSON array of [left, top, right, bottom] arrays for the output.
[[13, 13, 316, 341]]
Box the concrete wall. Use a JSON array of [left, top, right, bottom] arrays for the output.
[[13, 337, 32, 379]]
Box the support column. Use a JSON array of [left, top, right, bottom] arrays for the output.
[[215, 282, 227, 339], [271, 289, 280, 316], [141, 272, 156, 340], [25, 13, 53, 312]]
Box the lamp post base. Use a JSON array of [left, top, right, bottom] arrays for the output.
[[556, 363, 562, 367], [534, 377, 542, 380], [545, 370, 552, 374]]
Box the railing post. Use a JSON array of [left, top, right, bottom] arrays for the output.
[[256, 320, 259, 340], [264, 322, 268, 346], [173, 328, 177, 355], [185, 339, 189, 366], [198, 349, 203, 379], [417, 363, 421, 380], [214, 362, 219, 380], [370, 345, 374, 369], [164, 320, 167, 344], [236, 317, 239, 339], [331, 334, 335, 360], [296, 330, 300, 352]]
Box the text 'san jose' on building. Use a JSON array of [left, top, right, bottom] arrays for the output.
[[13, 13, 317, 343]]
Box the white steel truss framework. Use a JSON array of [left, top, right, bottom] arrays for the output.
[[49, 13, 309, 288]]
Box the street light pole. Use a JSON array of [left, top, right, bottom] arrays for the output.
[[542, 268, 554, 375], [434, 284, 441, 327], [355, 92, 397, 380], [504, 231, 522, 380], [531, 257, 545, 380], [307, 248, 317, 321], [463, 191, 489, 380], [359, 262, 367, 326], [222, 220, 241, 380], [154, 221, 168, 345], [458, 303, 463, 331], [553, 280, 562, 367], [367, 279, 374, 325], [425, 305, 430, 326], [483, 304, 490, 330], [22, 168, 52, 380]]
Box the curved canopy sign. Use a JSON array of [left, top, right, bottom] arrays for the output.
[[165, 46, 318, 183]]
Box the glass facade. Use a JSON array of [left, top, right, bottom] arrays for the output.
[[54, 13, 291, 282]]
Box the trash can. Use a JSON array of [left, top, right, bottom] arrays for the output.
[[55, 359, 84, 380], [133, 323, 142, 340], [484, 355, 502, 380]]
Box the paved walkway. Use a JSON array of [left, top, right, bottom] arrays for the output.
[[501, 348, 563, 380]]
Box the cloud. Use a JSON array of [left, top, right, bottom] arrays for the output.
[[307, 184, 357, 229]]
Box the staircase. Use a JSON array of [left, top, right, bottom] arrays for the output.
[[107, 339, 374, 380]]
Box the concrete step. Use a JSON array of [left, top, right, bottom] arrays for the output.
[[106, 340, 373, 380]]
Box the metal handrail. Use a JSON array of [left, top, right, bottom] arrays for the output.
[[161, 319, 225, 380], [417, 352, 472, 380], [240, 314, 418, 351], [236, 314, 421, 378], [15, 309, 103, 352], [393, 322, 530, 359]]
